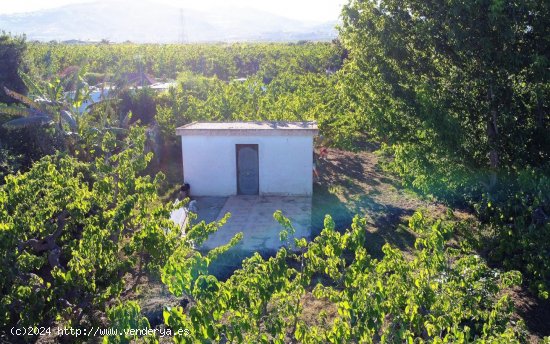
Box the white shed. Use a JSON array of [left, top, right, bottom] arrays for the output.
[[176, 121, 318, 196]]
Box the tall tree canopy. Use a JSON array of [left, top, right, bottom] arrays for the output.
[[339, 0, 550, 299], [340, 0, 549, 176]]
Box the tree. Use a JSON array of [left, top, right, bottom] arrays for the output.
[[0, 127, 181, 337], [156, 212, 526, 343], [340, 0, 549, 173], [0, 33, 27, 105], [339, 0, 550, 299], [0, 71, 87, 132], [0, 35, 68, 180]]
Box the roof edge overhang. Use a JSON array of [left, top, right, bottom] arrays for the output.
[[176, 128, 319, 136], [176, 121, 319, 137]]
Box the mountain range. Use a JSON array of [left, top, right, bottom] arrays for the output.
[[0, 0, 338, 43]]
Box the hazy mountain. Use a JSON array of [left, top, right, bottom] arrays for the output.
[[0, 0, 338, 43]]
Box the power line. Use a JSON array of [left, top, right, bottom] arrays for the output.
[[179, 9, 187, 43]]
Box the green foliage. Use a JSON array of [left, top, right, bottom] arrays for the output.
[[1, 70, 88, 132], [0, 120, 63, 183], [104, 301, 157, 344], [24, 42, 352, 147], [160, 212, 239, 298], [0, 34, 64, 181], [340, 0, 550, 299], [0, 32, 28, 104], [119, 88, 157, 125], [3, 35, 547, 341], [0, 146, 22, 178], [476, 168, 550, 299], [340, 0, 549, 171], [0, 67, 93, 182], [1, 40, 353, 188], [0, 127, 181, 333], [274, 209, 295, 245], [25, 42, 341, 82], [154, 70, 339, 128], [161, 212, 526, 342]]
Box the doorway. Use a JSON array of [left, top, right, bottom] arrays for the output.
[[236, 144, 259, 195]]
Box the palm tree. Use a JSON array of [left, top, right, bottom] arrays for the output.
[[0, 70, 127, 155], [0, 71, 87, 133], [1, 68, 163, 164]]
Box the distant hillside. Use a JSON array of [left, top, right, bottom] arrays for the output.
[[0, 0, 338, 43]]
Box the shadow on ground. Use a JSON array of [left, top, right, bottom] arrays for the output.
[[510, 286, 550, 339], [312, 183, 416, 259], [311, 148, 450, 259], [202, 248, 278, 280]]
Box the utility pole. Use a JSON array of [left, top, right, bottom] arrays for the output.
[[179, 9, 187, 44]]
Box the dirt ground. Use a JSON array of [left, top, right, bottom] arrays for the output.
[[312, 147, 458, 258]]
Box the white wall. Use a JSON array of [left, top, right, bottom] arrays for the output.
[[181, 134, 314, 196]]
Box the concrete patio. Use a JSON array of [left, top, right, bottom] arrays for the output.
[[194, 196, 312, 253]]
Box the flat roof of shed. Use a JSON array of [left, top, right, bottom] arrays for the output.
[[176, 121, 318, 136]]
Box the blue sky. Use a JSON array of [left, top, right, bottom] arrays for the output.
[[0, 0, 347, 22]]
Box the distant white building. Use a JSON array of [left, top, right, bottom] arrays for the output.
[[70, 82, 177, 114], [176, 121, 318, 196]]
